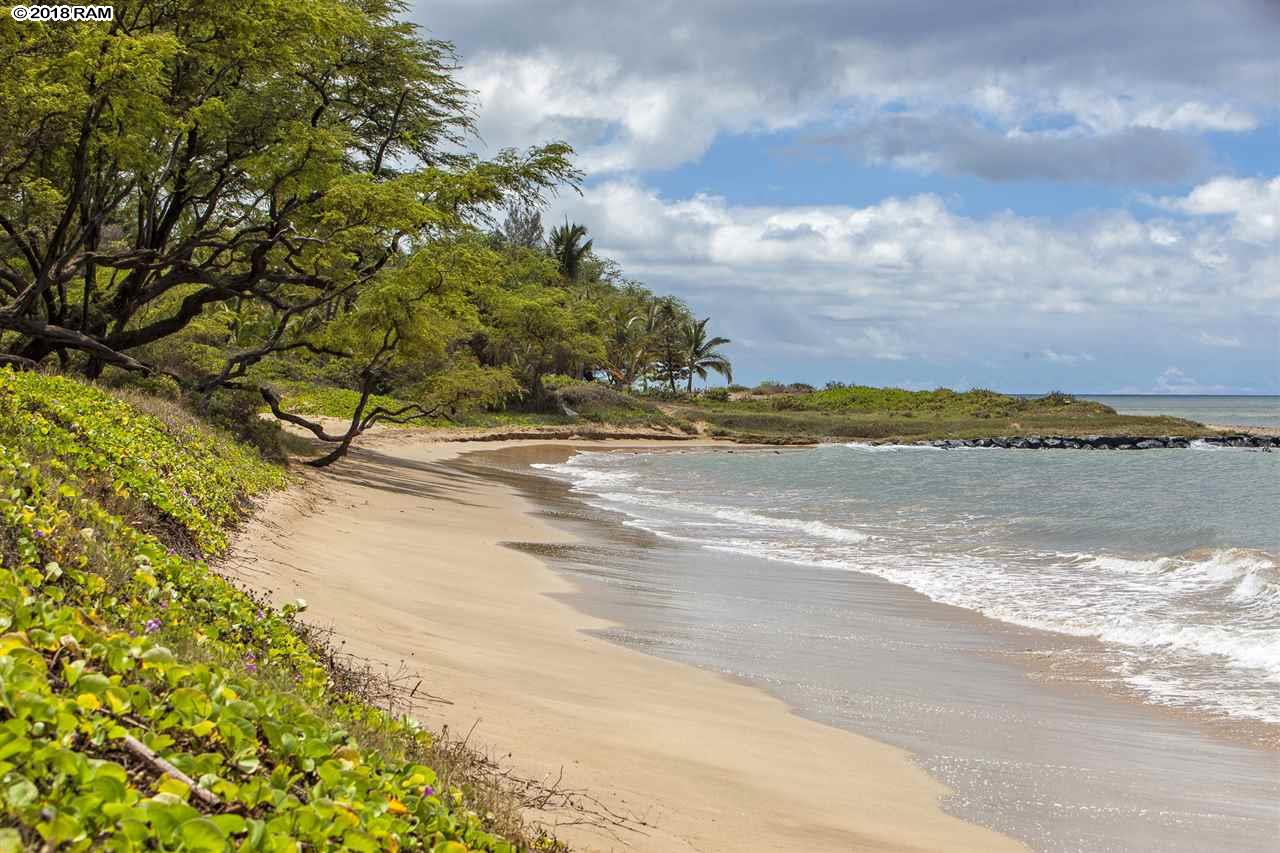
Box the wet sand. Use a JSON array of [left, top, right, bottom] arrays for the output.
[[467, 444, 1280, 853], [224, 438, 1023, 852]]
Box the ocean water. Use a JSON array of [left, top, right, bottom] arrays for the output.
[[1077, 394, 1280, 428], [533, 444, 1280, 726]]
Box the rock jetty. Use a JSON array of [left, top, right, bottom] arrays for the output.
[[917, 434, 1277, 450]]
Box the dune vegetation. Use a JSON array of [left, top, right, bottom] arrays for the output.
[[0, 369, 564, 851]]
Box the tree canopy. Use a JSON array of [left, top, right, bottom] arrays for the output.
[[0, 0, 731, 464]]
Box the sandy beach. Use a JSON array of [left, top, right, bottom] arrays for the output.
[[224, 437, 1023, 852]]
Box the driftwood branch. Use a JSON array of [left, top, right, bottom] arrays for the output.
[[122, 734, 222, 810]]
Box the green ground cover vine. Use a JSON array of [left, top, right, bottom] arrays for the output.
[[0, 368, 538, 851]]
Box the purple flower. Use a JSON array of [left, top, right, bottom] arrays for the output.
[[245, 651, 256, 662], [422, 786, 435, 797], [33, 530, 44, 539], [245, 663, 257, 673], [256, 609, 265, 620], [144, 618, 162, 634]]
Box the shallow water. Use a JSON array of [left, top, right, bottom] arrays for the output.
[[472, 443, 1280, 852], [533, 444, 1280, 726], [1078, 394, 1280, 428]]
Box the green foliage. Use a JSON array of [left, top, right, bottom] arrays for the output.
[[0, 370, 285, 556], [0, 0, 723, 455], [549, 381, 677, 427], [672, 382, 1210, 444], [278, 385, 432, 425], [479, 275, 605, 399], [547, 221, 592, 283], [187, 389, 299, 465], [0, 371, 530, 850], [0, 0, 577, 383], [768, 385, 1115, 419], [680, 318, 732, 393]]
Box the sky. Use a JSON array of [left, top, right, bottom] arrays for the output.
[[410, 0, 1280, 393]]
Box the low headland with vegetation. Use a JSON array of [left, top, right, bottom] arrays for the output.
[[661, 383, 1238, 446]]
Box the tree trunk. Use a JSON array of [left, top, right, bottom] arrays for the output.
[[307, 435, 357, 467]]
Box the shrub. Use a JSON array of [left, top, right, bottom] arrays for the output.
[[553, 381, 655, 416], [702, 387, 730, 402], [189, 388, 296, 464], [539, 374, 579, 393], [99, 370, 184, 401], [1039, 390, 1076, 406]]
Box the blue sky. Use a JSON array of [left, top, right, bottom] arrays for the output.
[[413, 0, 1279, 393]]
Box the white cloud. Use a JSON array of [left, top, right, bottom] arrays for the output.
[[1132, 101, 1258, 133], [1042, 350, 1096, 365], [1153, 367, 1243, 394], [812, 115, 1210, 184], [461, 53, 808, 172], [1198, 331, 1244, 348], [1157, 176, 1280, 243], [421, 1, 1276, 175], [1054, 91, 1259, 134], [545, 175, 1276, 373], [552, 176, 1274, 313]]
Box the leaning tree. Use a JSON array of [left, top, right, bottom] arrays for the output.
[[0, 0, 575, 383], [0, 0, 578, 463]]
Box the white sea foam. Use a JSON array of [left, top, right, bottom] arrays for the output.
[[837, 441, 942, 452], [593, 490, 872, 544], [530, 448, 1280, 723]]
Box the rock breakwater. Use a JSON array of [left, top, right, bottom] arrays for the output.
[[920, 434, 1277, 450]]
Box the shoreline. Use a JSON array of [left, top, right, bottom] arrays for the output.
[[494, 444, 1279, 851], [224, 437, 1025, 852], [481, 445, 1279, 753]]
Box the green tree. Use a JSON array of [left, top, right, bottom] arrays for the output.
[[499, 200, 545, 249], [683, 317, 733, 392], [259, 241, 520, 465], [480, 278, 605, 404], [548, 220, 593, 283], [0, 0, 575, 376], [648, 296, 691, 393]]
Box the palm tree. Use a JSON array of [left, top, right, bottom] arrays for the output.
[[549, 220, 593, 282], [683, 317, 732, 393]]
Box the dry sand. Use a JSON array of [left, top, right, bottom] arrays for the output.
[[224, 438, 1024, 852]]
